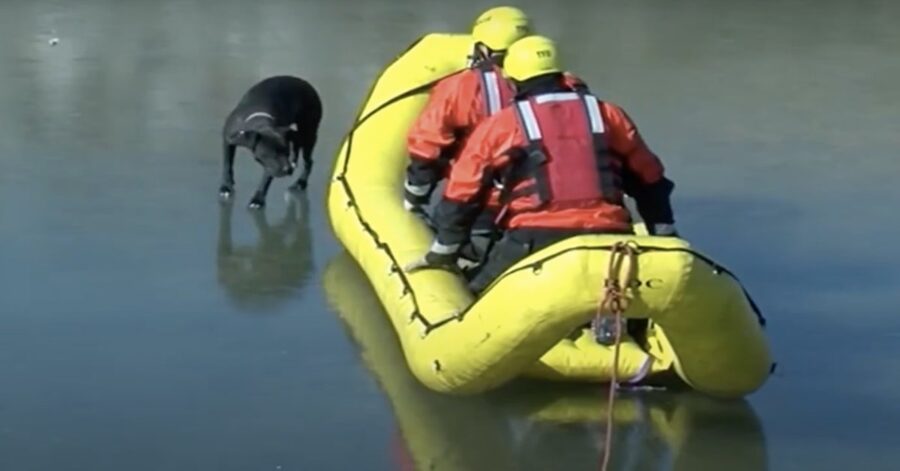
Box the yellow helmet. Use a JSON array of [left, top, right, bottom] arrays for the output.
[[471, 6, 531, 51], [503, 35, 561, 81]]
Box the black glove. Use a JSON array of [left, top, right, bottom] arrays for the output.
[[405, 242, 460, 273]]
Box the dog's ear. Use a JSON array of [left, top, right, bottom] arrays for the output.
[[274, 125, 294, 137], [263, 127, 289, 148], [275, 125, 300, 143]]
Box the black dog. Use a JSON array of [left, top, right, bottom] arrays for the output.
[[220, 75, 322, 209]]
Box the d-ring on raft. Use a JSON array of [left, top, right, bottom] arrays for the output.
[[326, 32, 773, 397]]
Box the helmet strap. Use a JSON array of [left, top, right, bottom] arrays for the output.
[[468, 43, 499, 68]]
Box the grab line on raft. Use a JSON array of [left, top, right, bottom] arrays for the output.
[[333, 34, 466, 332]]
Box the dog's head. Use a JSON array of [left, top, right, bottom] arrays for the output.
[[230, 127, 295, 177]]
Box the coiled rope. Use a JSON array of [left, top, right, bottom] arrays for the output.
[[596, 241, 640, 471]]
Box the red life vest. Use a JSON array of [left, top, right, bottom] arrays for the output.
[[503, 92, 624, 213]]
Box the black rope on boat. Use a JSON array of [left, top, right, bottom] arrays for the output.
[[333, 34, 464, 331], [428, 315, 461, 331]]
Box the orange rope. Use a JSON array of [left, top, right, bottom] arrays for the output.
[[597, 241, 639, 471]]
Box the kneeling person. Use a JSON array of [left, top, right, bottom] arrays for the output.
[[407, 36, 679, 294]]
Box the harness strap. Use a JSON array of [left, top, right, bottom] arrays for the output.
[[475, 61, 506, 117], [578, 95, 623, 205], [479, 70, 504, 117], [512, 100, 551, 202]]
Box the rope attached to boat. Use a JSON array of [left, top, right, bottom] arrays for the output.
[[595, 241, 640, 471]]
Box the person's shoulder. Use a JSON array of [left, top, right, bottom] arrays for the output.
[[431, 69, 480, 100], [594, 98, 629, 119], [440, 68, 480, 85], [562, 71, 589, 91]]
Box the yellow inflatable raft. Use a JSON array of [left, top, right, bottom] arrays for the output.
[[326, 33, 773, 397], [323, 252, 769, 470]]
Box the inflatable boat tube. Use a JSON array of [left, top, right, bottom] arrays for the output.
[[323, 252, 769, 470], [327, 33, 773, 397]]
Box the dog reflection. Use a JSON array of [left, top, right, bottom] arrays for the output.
[[217, 196, 312, 313]]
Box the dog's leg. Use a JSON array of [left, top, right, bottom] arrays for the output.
[[248, 172, 273, 210], [289, 131, 301, 168], [219, 142, 237, 200], [217, 196, 235, 256], [289, 133, 316, 191]]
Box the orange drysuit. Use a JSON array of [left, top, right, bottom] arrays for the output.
[[431, 77, 675, 248]]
